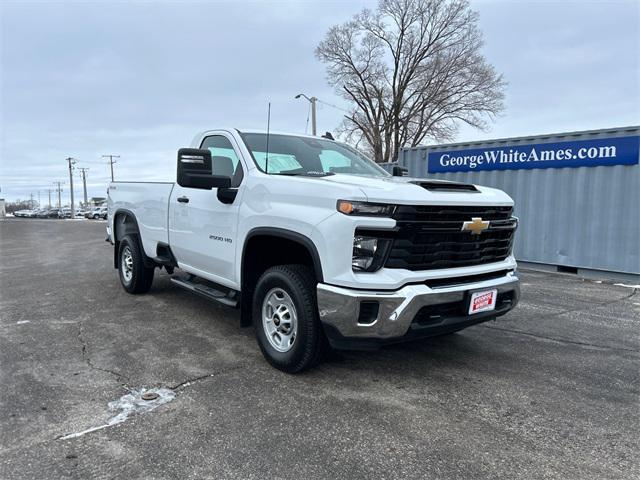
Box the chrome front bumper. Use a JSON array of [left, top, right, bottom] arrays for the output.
[[317, 272, 520, 342]]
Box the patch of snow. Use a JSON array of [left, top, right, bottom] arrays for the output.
[[614, 283, 640, 289]]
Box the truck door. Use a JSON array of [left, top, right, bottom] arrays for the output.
[[169, 133, 245, 288]]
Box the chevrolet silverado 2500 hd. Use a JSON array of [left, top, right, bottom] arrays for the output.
[[107, 129, 520, 372]]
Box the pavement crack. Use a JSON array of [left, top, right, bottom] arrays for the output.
[[481, 325, 639, 354], [540, 289, 637, 319], [169, 365, 246, 391], [483, 289, 639, 353], [77, 320, 130, 385]]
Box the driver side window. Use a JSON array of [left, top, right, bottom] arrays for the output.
[[200, 135, 244, 187]]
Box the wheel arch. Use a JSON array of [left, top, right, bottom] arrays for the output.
[[241, 227, 324, 283], [239, 227, 324, 326], [112, 209, 154, 269]]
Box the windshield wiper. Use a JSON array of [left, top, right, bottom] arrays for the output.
[[270, 171, 335, 177], [303, 171, 335, 177]]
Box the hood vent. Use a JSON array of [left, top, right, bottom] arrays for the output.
[[411, 180, 478, 193]]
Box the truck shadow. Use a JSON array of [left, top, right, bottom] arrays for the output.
[[150, 274, 520, 377], [323, 328, 515, 374]]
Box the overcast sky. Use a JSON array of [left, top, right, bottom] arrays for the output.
[[1, 0, 638, 203]]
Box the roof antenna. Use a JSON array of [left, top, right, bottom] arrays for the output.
[[265, 102, 271, 174]]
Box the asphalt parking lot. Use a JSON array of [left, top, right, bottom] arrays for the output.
[[1, 218, 638, 479]]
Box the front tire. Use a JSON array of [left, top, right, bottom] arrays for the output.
[[253, 265, 327, 373], [118, 235, 154, 294]]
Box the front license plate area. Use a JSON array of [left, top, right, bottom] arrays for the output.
[[468, 289, 498, 315]]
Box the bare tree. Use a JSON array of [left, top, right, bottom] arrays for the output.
[[316, 0, 506, 163]]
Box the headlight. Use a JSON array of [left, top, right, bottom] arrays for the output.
[[352, 235, 391, 272], [337, 200, 395, 216]]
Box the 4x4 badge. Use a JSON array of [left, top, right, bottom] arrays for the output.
[[461, 217, 490, 235]]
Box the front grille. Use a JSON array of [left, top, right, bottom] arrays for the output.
[[385, 205, 516, 271]]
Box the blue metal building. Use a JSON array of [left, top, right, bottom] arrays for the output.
[[395, 126, 640, 282]]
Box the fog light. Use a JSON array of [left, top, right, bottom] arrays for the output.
[[352, 236, 377, 271], [352, 236, 391, 272]]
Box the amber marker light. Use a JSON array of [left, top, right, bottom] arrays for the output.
[[337, 200, 354, 214]]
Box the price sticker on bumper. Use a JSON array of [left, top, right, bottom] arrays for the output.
[[469, 289, 498, 315]]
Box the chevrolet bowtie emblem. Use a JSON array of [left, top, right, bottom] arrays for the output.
[[461, 217, 490, 235]]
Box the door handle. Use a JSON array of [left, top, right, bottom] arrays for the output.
[[177, 196, 189, 203]]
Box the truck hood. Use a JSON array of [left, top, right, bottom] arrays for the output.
[[320, 174, 513, 206]]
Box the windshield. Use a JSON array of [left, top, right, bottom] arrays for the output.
[[240, 133, 390, 177]]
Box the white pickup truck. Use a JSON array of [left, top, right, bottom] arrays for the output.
[[107, 129, 520, 372]]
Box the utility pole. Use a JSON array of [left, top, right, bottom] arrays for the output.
[[48, 189, 52, 208], [38, 191, 41, 208], [295, 94, 317, 136], [78, 167, 89, 208], [29, 193, 34, 209], [66, 157, 77, 217], [102, 154, 120, 181], [53, 181, 64, 209]]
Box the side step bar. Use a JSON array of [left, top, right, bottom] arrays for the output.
[[170, 275, 239, 308]]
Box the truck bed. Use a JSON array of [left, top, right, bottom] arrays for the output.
[[108, 181, 175, 259]]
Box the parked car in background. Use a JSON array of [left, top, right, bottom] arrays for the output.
[[74, 210, 87, 219], [85, 208, 98, 219], [13, 209, 32, 217], [15, 209, 38, 218], [86, 206, 107, 219], [58, 208, 72, 219]]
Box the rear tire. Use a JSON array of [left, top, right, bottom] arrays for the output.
[[118, 235, 154, 294], [253, 265, 327, 373]]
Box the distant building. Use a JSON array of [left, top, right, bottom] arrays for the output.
[[89, 197, 106, 206]]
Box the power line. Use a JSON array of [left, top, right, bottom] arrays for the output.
[[316, 98, 350, 114], [304, 101, 311, 135]]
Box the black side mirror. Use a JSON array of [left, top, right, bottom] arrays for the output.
[[177, 148, 231, 189], [392, 165, 408, 176]]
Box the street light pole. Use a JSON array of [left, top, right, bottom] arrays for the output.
[[295, 93, 317, 136], [310, 97, 317, 136]]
